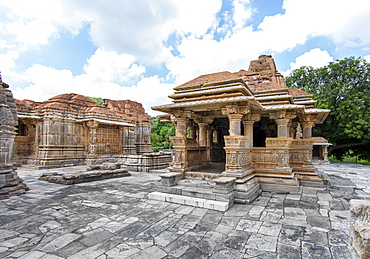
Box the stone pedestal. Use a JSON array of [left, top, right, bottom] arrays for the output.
[[349, 199, 370, 259]]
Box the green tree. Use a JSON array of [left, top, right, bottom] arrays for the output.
[[86, 96, 104, 105], [150, 116, 175, 152], [286, 57, 370, 159]]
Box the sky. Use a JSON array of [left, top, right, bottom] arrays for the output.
[[1, 0, 370, 116]]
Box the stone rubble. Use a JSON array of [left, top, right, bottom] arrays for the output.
[[0, 162, 369, 258]]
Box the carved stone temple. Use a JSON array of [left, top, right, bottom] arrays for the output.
[[152, 55, 330, 204], [0, 77, 28, 199], [14, 94, 152, 168]]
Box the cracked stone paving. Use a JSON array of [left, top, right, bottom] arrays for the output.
[[1, 162, 369, 259]]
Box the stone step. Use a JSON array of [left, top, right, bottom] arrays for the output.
[[148, 191, 230, 211]]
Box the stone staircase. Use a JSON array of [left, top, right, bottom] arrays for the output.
[[148, 171, 264, 211], [149, 173, 235, 211]]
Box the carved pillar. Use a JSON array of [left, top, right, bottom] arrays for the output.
[[243, 114, 260, 147], [270, 111, 296, 138], [301, 121, 315, 139], [214, 130, 219, 144], [207, 127, 213, 147], [189, 125, 196, 139], [206, 126, 213, 161], [86, 120, 99, 165], [197, 123, 207, 146], [275, 119, 290, 138], [169, 114, 188, 172], [175, 117, 188, 138], [228, 114, 243, 136], [222, 105, 252, 177]]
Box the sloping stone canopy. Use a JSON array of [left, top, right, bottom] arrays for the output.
[[14, 93, 152, 168], [152, 55, 330, 201]]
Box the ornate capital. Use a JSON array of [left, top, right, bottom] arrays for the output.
[[243, 113, 261, 122], [194, 116, 214, 125], [270, 110, 296, 120], [87, 120, 99, 128], [300, 114, 317, 122], [222, 105, 250, 116]]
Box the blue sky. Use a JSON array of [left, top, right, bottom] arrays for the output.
[[1, 0, 369, 115]]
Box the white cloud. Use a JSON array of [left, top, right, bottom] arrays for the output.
[[83, 48, 146, 83], [232, 0, 253, 31], [11, 48, 172, 115], [3, 0, 370, 114], [282, 48, 334, 76], [364, 55, 370, 63]]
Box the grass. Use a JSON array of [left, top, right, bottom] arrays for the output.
[[329, 155, 370, 166]]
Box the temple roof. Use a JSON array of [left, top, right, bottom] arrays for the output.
[[16, 93, 150, 124], [152, 55, 330, 124]]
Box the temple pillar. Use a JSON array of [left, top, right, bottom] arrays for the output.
[[222, 105, 251, 178], [189, 125, 196, 139], [301, 121, 315, 139], [169, 116, 188, 172], [197, 122, 207, 146], [86, 120, 99, 165], [243, 114, 260, 147], [206, 126, 213, 161], [228, 114, 243, 136], [275, 119, 290, 138], [175, 117, 188, 138], [214, 130, 219, 144]]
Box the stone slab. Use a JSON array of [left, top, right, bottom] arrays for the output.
[[148, 191, 230, 211]]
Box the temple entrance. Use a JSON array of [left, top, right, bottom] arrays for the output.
[[253, 117, 277, 147], [210, 117, 228, 164]]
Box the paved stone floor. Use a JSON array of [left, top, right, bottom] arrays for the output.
[[0, 163, 369, 259]]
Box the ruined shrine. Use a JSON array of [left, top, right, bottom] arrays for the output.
[[14, 94, 152, 168], [0, 77, 28, 199], [151, 55, 330, 206]]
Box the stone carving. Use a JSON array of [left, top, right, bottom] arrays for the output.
[[349, 200, 370, 259], [0, 76, 28, 199], [152, 55, 330, 195], [14, 93, 151, 168], [296, 123, 302, 139]]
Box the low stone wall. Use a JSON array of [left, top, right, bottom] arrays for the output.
[[349, 199, 370, 259], [119, 152, 172, 172]]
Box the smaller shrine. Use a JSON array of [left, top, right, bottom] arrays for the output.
[[0, 76, 28, 199], [151, 55, 330, 206], [14, 94, 152, 168]]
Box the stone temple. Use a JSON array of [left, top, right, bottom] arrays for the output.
[[14, 94, 152, 168], [152, 55, 331, 205], [0, 76, 28, 199]]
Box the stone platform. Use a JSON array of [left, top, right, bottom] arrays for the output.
[[0, 162, 369, 258], [39, 169, 130, 185]]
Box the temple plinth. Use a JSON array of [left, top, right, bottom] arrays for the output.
[[152, 55, 330, 203]]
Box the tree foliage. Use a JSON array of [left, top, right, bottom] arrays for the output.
[[86, 96, 104, 105], [286, 57, 370, 159], [150, 116, 175, 152]]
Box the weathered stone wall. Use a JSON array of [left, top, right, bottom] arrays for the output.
[[14, 93, 152, 168]]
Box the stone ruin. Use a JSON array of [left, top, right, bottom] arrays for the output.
[[0, 76, 28, 199], [14, 93, 155, 168], [151, 55, 331, 210]]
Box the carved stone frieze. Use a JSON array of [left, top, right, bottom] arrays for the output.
[[222, 105, 250, 116]]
